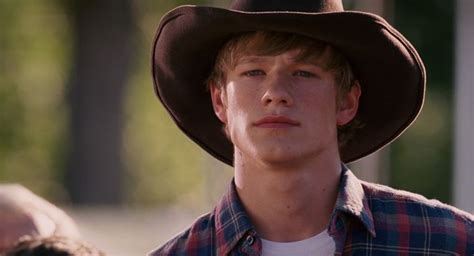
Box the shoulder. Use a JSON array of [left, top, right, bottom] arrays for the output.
[[361, 181, 474, 253], [361, 181, 473, 222], [148, 212, 216, 256]]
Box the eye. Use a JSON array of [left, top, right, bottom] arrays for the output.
[[242, 70, 265, 77], [293, 70, 315, 78]]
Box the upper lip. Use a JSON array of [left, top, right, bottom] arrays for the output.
[[253, 115, 300, 126]]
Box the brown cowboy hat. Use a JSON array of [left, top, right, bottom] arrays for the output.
[[151, 0, 426, 165]]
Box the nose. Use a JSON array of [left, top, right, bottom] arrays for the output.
[[261, 74, 294, 107]]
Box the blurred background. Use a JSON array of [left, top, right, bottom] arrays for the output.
[[0, 0, 472, 255]]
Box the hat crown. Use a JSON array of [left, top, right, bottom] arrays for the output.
[[230, 0, 344, 13]]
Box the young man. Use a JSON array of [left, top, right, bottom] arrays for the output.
[[150, 0, 474, 255]]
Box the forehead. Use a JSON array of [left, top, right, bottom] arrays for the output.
[[235, 50, 327, 66]]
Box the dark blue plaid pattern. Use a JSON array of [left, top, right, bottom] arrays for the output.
[[149, 166, 474, 255]]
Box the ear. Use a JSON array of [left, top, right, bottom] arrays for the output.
[[336, 81, 361, 126], [210, 84, 228, 124]]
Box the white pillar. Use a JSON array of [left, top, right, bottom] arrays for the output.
[[454, 0, 474, 213]]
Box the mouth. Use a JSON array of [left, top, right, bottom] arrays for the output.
[[253, 115, 301, 128]]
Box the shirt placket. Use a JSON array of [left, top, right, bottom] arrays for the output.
[[329, 213, 351, 255], [231, 231, 261, 256]]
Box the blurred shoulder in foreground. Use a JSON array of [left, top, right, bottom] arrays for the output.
[[0, 184, 80, 253]]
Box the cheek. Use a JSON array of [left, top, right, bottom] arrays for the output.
[[226, 84, 260, 112], [300, 89, 338, 122], [224, 85, 260, 137], [301, 86, 335, 105]]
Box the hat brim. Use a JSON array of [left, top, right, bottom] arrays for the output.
[[152, 6, 426, 165]]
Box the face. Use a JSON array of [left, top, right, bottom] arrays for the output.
[[211, 49, 360, 166]]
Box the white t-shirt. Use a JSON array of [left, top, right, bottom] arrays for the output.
[[261, 230, 336, 256]]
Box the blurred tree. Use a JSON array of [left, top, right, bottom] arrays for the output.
[[65, 0, 135, 205]]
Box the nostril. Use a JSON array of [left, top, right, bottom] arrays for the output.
[[263, 95, 291, 106]]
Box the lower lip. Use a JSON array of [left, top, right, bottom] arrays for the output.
[[256, 123, 298, 128]]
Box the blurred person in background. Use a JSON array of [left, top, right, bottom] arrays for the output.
[[4, 235, 105, 256], [0, 184, 80, 253], [149, 0, 474, 255]]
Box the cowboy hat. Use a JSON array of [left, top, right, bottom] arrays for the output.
[[151, 0, 426, 165]]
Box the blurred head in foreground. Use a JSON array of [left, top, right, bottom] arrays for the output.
[[4, 236, 105, 256]]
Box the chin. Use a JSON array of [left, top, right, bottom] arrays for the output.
[[253, 146, 307, 165]]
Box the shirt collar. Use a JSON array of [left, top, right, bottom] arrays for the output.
[[214, 164, 376, 254], [215, 181, 254, 255], [330, 164, 376, 237]]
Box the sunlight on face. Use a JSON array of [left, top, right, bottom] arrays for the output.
[[212, 49, 345, 167]]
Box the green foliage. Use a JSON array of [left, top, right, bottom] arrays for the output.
[[0, 0, 72, 201], [123, 69, 205, 205], [390, 90, 452, 203]]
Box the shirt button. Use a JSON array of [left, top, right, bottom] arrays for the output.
[[245, 235, 255, 246]]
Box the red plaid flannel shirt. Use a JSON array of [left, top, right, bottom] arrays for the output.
[[149, 166, 474, 255]]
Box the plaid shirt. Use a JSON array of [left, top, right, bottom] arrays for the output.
[[149, 166, 474, 255]]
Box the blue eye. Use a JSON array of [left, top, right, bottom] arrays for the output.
[[242, 70, 265, 76], [293, 70, 315, 77]]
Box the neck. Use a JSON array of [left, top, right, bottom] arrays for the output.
[[234, 148, 342, 242]]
